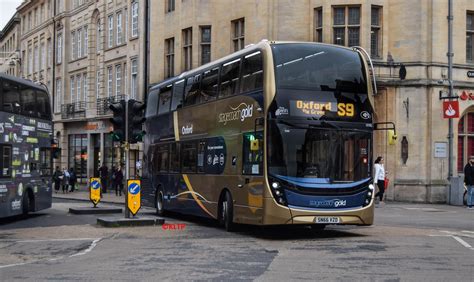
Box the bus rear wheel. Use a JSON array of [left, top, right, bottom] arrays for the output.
[[220, 191, 235, 232], [156, 190, 165, 216]]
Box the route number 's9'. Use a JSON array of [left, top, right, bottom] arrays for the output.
[[337, 103, 354, 117]]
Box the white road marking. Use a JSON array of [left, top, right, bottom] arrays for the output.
[[69, 238, 102, 257], [15, 238, 99, 243], [452, 236, 474, 250], [0, 238, 102, 269], [0, 262, 29, 269]]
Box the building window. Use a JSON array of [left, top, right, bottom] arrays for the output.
[[28, 47, 33, 75], [131, 59, 138, 99], [371, 6, 382, 58], [84, 26, 88, 57], [165, 0, 175, 13], [333, 6, 360, 47], [56, 78, 62, 113], [83, 73, 88, 104], [115, 65, 122, 96], [70, 76, 75, 103], [71, 31, 76, 60], [182, 28, 192, 71], [96, 70, 101, 100], [97, 19, 101, 53], [131, 1, 139, 37], [107, 66, 113, 97], [200, 26, 211, 65], [314, 7, 323, 42], [57, 33, 62, 64], [457, 112, 474, 172], [34, 45, 39, 73], [76, 74, 82, 103], [165, 38, 174, 78], [68, 134, 87, 182], [467, 12, 474, 62], [41, 43, 46, 71], [47, 39, 52, 67], [232, 18, 245, 51], [77, 28, 82, 58], [108, 15, 114, 48], [116, 12, 123, 45]]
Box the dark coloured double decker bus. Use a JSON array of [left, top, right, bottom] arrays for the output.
[[0, 73, 53, 218], [142, 41, 378, 231]]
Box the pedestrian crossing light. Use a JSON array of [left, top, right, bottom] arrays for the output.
[[109, 100, 126, 142], [127, 99, 146, 144]]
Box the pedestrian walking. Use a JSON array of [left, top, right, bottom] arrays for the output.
[[98, 163, 109, 193], [463, 156, 474, 209], [53, 166, 62, 193], [114, 165, 124, 196], [373, 156, 386, 205], [69, 168, 77, 192], [62, 168, 70, 193]]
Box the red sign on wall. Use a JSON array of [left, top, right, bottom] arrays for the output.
[[443, 100, 459, 119]]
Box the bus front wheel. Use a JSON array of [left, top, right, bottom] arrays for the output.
[[22, 192, 31, 216], [156, 190, 165, 216], [220, 191, 235, 232]]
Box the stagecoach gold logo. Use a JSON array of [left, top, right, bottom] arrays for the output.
[[218, 103, 253, 125]]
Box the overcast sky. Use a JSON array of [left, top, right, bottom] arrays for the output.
[[0, 0, 23, 31]]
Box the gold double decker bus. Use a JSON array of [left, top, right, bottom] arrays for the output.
[[142, 41, 378, 231]]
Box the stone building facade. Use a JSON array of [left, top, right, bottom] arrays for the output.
[[15, 0, 146, 183], [0, 13, 21, 76], [148, 0, 474, 203]]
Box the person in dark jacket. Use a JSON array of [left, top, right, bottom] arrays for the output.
[[114, 166, 124, 196], [53, 166, 62, 193], [68, 168, 77, 192], [464, 156, 474, 209], [98, 164, 109, 193]]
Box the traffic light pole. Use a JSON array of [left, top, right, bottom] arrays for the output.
[[125, 99, 130, 219]]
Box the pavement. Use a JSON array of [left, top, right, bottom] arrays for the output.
[[53, 185, 126, 205]]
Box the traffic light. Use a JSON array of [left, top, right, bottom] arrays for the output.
[[109, 100, 126, 142], [127, 99, 146, 144], [51, 139, 60, 159]]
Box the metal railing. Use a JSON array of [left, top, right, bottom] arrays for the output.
[[96, 95, 126, 116], [61, 101, 86, 119]]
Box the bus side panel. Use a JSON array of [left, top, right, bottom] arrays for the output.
[[33, 181, 52, 212]]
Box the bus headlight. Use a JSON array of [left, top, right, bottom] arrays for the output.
[[369, 184, 375, 191], [269, 179, 287, 206]]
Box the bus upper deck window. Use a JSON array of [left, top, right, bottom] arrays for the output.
[[241, 51, 263, 93], [3, 81, 21, 114], [158, 85, 172, 115], [219, 59, 241, 98], [145, 89, 159, 117], [200, 67, 219, 103]]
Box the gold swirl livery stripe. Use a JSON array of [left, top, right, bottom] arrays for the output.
[[182, 174, 214, 218]]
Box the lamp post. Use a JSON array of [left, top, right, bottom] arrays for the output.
[[447, 0, 454, 181]]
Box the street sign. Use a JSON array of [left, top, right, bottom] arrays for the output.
[[127, 179, 141, 216], [467, 70, 474, 78], [442, 100, 459, 119], [90, 177, 102, 207]]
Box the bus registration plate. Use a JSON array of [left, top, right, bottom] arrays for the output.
[[315, 217, 340, 224]]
